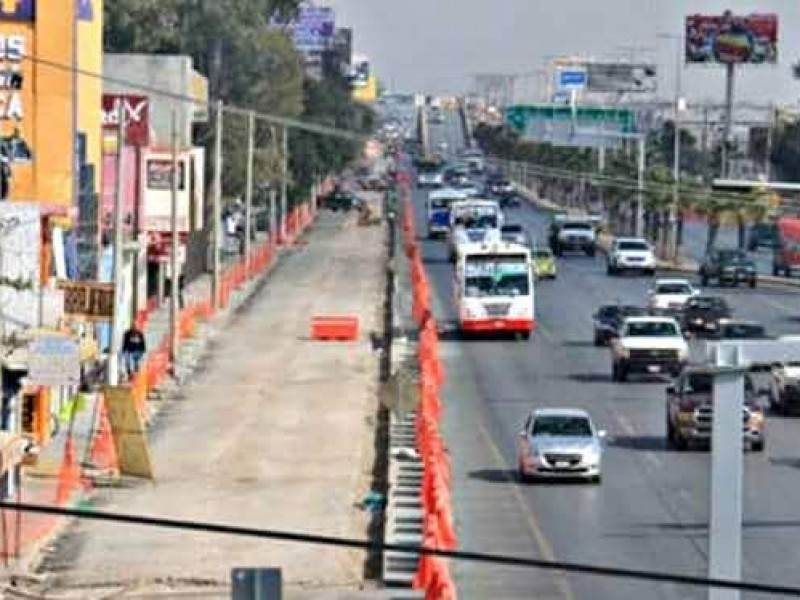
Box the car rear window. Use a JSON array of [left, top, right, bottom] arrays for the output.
[[502, 225, 523, 233], [721, 324, 766, 339], [688, 297, 727, 310], [656, 284, 692, 295], [626, 321, 679, 337], [562, 222, 592, 231], [618, 241, 649, 251], [532, 416, 592, 437]]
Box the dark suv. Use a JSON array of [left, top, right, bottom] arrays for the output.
[[666, 367, 766, 452], [591, 304, 648, 346], [748, 222, 779, 251], [699, 249, 757, 288], [680, 295, 731, 335]]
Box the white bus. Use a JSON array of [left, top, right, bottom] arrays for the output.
[[447, 199, 503, 262], [427, 188, 467, 238], [455, 241, 534, 339]]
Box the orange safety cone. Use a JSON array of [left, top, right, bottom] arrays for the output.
[[89, 404, 119, 474], [55, 437, 82, 506]]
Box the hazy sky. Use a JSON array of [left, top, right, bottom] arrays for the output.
[[328, 0, 800, 105]]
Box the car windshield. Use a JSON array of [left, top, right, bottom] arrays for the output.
[[532, 416, 593, 437], [465, 274, 529, 297], [625, 321, 679, 337], [717, 250, 749, 264], [430, 198, 450, 209], [534, 250, 552, 259], [618, 241, 649, 251], [656, 284, 692, 295]]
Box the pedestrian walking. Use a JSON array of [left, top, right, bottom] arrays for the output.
[[122, 324, 147, 381]]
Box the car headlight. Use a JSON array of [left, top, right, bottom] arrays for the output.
[[677, 346, 688, 361]]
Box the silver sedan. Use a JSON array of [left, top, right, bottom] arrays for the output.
[[517, 408, 605, 483]]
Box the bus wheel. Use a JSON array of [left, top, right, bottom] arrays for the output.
[[518, 331, 531, 341]]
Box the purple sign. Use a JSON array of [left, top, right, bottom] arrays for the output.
[[0, 0, 34, 21], [77, 0, 94, 21], [272, 4, 336, 53]]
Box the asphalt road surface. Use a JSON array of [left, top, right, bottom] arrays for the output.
[[420, 111, 800, 599]]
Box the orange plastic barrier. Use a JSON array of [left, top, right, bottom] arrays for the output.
[[55, 437, 83, 506], [310, 316, 360, 341]]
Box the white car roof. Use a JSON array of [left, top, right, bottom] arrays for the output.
[[615, 237, 649, 244], [623, 315, 680, 325], [532, 408, 591, 419], [654, 278, 692, 286], [429, 188, 467, 200]]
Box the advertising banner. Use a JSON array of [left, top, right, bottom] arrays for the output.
[[272, 3, 335, 54], [685, 12, 778, 64], [102, 94, 150, 147], [140, 149, 203, 234], [505, 104, 636, 149], [101, 146, 139, 232], [586, 63, 657, 93]]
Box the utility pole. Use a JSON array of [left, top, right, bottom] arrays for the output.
[[244, 111, 255, 268], [636, 135, 646, 238], [211, 100, 223, 309], [107, 102, 126, 386], [721, 63, 735, 178], [169, 109, 179, 368], [280, 125, 288, 243], [670, 36, 683, 261]]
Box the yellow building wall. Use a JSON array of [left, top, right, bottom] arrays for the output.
[[78, 0, 102, 193], [352, 76, 378, 104]]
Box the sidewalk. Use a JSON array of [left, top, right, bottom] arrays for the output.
[[0, 206, 313, 578], [25, 205, 388, 597]]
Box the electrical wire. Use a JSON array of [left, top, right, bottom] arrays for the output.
[[17, 52, 368, 143], [1, 501, 799, 596]]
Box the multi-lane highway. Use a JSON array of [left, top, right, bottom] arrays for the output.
[[419, 109, 800, 599]]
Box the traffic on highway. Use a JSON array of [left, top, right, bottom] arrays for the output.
[[410, 105, 800, 599]]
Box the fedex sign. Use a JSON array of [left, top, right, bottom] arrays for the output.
[[101, 94, 149, 147]]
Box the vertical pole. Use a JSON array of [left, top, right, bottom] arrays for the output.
[[708, 367, 744, 600], [211, 101, 223, 309], [765, 106, 775, 181], [671, 38, 683, 261], [269, 189, 277, 246], [721, 63, 735, 178], [636, 136, 645, 238], [280, 126, 288, 244], [169, 109, 179, 368], [107, 102, 126, 386], [244, 111, 255, 270]]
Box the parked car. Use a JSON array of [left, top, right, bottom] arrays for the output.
[[700, 248, 757, 288], [517, 408, 605, 483], [666, 367, 766, 451]]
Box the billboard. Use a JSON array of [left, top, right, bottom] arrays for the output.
[[272, 3, 335, 54], [140, 148, 205, 234], [586, 63, 657, 93], [685, 12, 778, 64], [505, 104, 636, 149], [102, 94, 150, 147], [352, 76, 378, 104]]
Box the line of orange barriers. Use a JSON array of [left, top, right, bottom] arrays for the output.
[[399, 181, 458, 600]]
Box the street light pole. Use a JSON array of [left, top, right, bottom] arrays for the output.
[[671, 37, 683, 261], [107, 102, 126, 386]]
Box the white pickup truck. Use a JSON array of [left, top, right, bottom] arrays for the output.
[[610, 316, 688, 382]]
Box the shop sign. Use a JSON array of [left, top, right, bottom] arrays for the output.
[[58, 281, 115, 321], [102, 94, 150, 147]]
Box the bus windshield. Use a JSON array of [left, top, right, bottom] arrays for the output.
[[464, 255, 530, 297]]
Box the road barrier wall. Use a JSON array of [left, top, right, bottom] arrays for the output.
[[398, 175, 458, 600]]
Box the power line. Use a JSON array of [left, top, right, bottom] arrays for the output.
[[2, 501, 800, 596], [19, 52, 367, 143]]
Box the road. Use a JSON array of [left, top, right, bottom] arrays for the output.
[[422, 111, 800, 599]]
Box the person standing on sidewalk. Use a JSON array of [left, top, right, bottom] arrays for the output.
[[122, 324, 147, 381]]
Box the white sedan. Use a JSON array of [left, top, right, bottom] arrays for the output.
[[648, 278, 699, 311]]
